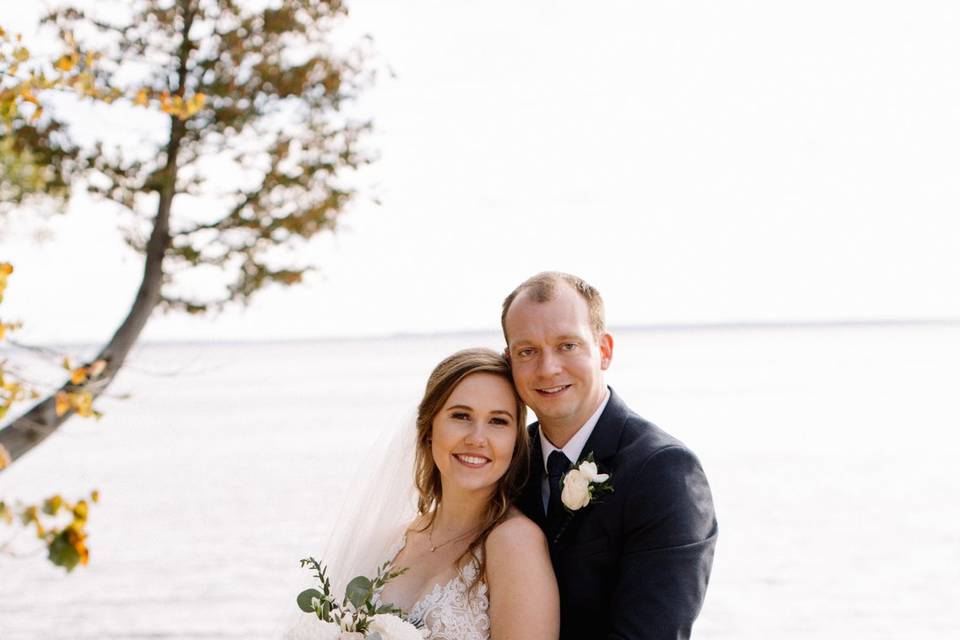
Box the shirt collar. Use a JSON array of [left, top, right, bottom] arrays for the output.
[[539, 387, 611, 472]]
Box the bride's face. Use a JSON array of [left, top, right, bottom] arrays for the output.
[[431, 372, 519, 495]]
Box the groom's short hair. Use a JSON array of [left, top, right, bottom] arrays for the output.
[[501, 271, 606, 341]]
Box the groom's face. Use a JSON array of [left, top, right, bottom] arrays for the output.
[[504, 283, 613, 435]]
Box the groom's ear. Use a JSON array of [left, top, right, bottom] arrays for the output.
[[503, 347, 511, 362], [599, 332, 614, 370]]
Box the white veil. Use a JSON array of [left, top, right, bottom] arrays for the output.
[[279, 414, 420, 638]]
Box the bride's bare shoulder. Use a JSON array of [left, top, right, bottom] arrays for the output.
[[486, 508, 548, 555]]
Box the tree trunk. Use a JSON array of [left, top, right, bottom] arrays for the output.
[[0, 2, 196, 472]]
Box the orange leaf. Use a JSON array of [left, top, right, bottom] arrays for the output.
[[55, 392, 70, 416], [55, 55, 75, 72], [70, 367, 88, 385]]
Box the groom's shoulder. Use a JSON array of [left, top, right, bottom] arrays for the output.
[[611, 394, 687, 452], [609, 395, 702, 476]]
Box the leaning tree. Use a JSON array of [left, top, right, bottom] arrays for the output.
[[0, 0, 374, 469]]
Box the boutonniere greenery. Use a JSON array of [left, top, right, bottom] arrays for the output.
[[560, 453, 614, 512]]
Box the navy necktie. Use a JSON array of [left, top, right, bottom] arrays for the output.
[[547, 450, 572, 534]]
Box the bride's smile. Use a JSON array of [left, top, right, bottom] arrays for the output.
[[430, 372, 518, 494]]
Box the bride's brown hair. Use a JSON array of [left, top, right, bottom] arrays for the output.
[[413, 347, 530, 587]]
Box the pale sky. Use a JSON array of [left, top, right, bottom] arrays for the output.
[[2, 0, 959, 343]]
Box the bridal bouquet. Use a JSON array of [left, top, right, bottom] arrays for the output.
[[297, 557, 425, 640]]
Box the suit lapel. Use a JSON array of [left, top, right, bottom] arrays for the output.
[[551, 388, 629, 545]]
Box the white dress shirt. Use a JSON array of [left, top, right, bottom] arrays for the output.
[[539, 387, 611, 512]]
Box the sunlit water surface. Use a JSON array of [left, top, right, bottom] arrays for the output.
[[1, 326, 958, 638]]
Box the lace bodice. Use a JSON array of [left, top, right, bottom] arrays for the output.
[[385, 535, 490, 640]]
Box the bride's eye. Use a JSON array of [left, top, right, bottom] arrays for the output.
[[451, 411, 470, 420], [490, 417, 510, 426]]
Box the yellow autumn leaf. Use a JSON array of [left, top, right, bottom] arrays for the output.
[[30, 106, 43, 122], [55, 54, 75, 72], [43, 494, 64, 516], [70, 367, 88, 385], [72, 391, 94, 417], [61, 356, 72, 371], [21, 505, 38, 526], [134, 88, 149, 106], [54, 391, 70, 416], [185, 93, 206, 117], [73, 500, 88, 521], [0, 263, 12, 275], [90, 489, 100, 503], [0, 443, 11, 471]]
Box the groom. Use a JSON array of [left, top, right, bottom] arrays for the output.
[[502, 272, 717, 639]]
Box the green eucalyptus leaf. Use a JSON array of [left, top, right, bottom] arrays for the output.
[[296, 588, 323, 613], [345, 575, 373, 609]]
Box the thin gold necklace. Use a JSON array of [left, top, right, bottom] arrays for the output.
[[427, 523, 477, 553]]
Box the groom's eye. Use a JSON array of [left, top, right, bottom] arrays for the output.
[[560, 342, 577, 351], [517, 348, 535, 357]]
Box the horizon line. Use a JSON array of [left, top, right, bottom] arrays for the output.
[[10, 315, 959, 349]]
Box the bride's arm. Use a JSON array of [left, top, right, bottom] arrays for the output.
[[485, 514, 560, 640]]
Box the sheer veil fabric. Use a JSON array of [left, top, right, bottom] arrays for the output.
[[279, 416, 420, 639]]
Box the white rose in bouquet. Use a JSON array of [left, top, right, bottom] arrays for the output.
[[369, 613, 428, 640], [303, 620, 341, 640]]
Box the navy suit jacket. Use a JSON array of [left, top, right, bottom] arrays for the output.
[[518, 388, 717, 639]]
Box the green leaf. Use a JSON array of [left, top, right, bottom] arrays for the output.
[[47, 532, 81, 572], [345, 575, 373, 609], [296, 588, 323, 613]]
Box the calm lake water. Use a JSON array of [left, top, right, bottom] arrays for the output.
[[1, 325, 958, 638]]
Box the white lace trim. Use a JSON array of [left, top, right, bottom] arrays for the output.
[[385, 534, 490, 640]]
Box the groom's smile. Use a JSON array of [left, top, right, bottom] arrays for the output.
[[536, 384, 572, 397]]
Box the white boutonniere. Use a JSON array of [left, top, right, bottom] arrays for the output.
[[560, 453, 614, 512]]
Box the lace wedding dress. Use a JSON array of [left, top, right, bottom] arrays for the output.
[[384, 534, 490, 640]]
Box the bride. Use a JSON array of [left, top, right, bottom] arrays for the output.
[[378, 348, 559, 639], [287, 347, 559, 640]]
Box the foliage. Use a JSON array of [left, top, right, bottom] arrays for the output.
[[0, 489, 99, 572], [27, 0, 374, 312], [0, 23, 116, 212], [298, 557, 409, 633], [1, 261, 102, 570]]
